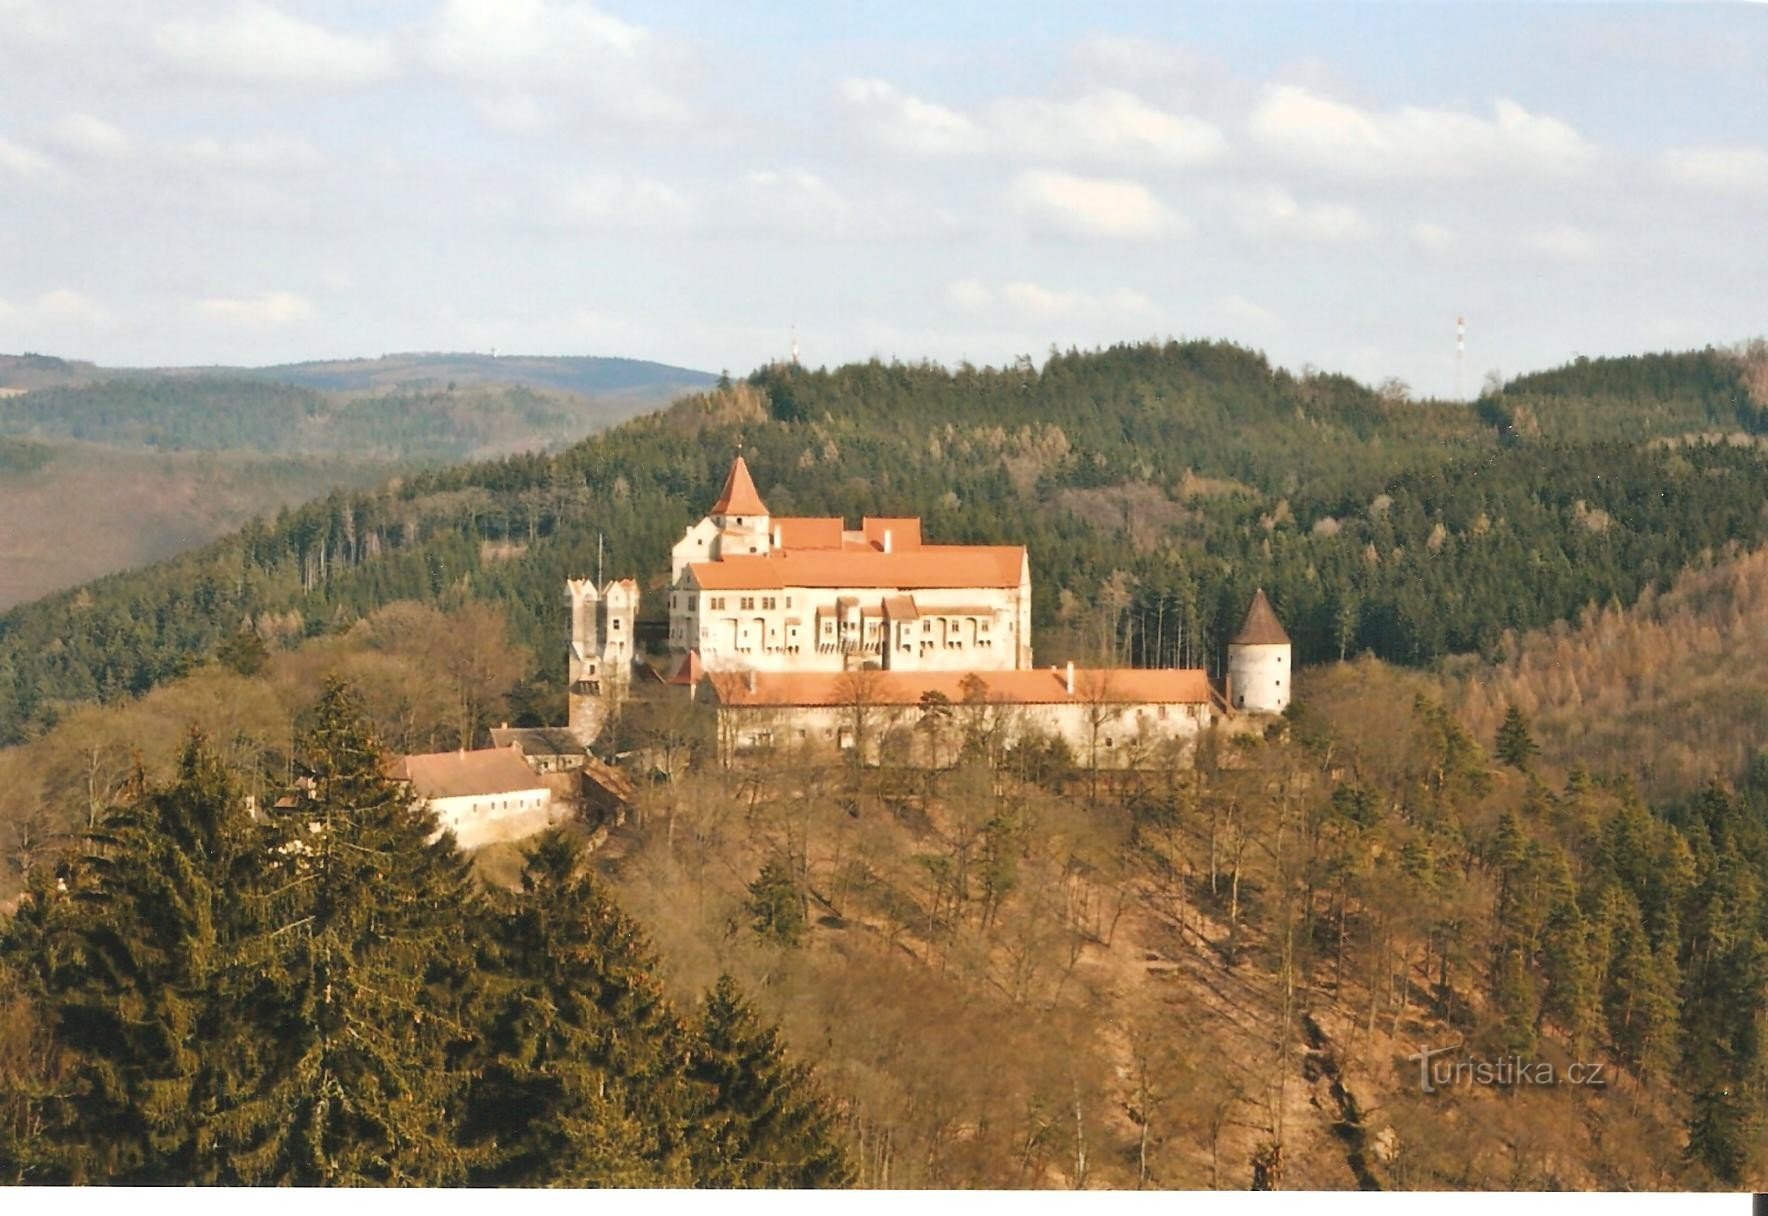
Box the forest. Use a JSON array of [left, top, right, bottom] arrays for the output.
[[0, 339, 1764, 1188], [1, 340, 1765, 747]]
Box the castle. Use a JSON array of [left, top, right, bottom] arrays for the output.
[[572, 454, 1291, 767]]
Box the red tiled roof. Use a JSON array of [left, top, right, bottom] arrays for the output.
[[666, 649, 705, 686], [687, 546, 1025, 591], [385, 746, 547, 800], [711, 455, 768, 516], [1232, 588, 1291, 646], [862, 517, 922, 549], [773, 516, 845, 549], [705, 667, 1211, 708]]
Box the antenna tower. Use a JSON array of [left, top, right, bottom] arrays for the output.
[[1455, 315, 1466, 400]]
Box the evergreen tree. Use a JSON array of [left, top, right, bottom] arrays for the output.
[[688, 974, 852, 1188], [16, 734, 267, 1183], [464, 830, 696, 1186], [746, 856, 806, 948], [231, 680, 480, 1185], [1496, 704, 1540, 771]]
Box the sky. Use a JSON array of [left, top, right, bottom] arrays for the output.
[[1, 1, 1764, 397]]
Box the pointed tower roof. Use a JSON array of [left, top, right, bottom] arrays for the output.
[[710, 454, 768, 516], [1231, 588, 1290, 646]]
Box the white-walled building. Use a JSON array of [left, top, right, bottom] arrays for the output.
[[666, 456, 1033, 674], [386, 744, 562, 850], [1226, 588, 1292, 715], [566, 575, 639, 743]]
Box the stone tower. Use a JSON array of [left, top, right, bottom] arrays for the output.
[[1227, 588, 1292, 714], [709, 454, 771, 558], [566, 576, 640, 744]]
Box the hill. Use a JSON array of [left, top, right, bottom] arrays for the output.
[[0, 352, 711, 610], [2, 341, 1766, 748]]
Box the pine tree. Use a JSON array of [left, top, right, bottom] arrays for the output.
[[1495, 704, 1540, 771], [17, 733, 267, 1183], [232, 680, 481, 1185], [746, 856, 806, 948], [464, 829, 694, 1186], [688, 974, 852, 1188]]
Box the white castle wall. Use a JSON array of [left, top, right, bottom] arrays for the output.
[[1228, 641, 1290, 714]]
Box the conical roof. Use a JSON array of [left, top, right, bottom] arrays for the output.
[[1231, 588, 1290, 646], [711, 454, 768, 516]]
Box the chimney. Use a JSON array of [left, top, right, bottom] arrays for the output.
[[1065, 660, 1075, 695], [883, 528, 893, 554]]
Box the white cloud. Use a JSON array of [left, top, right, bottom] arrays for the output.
[[1237, 187, 1372, 242], [425, 0, 686, 124], [561, 175, 695, 230], [1520, 224, 1603, 263], [991, 89, 1226, 165], [51, 113, 128, 158], [1001, 280, 1150, 323], [197, 291, 315, 327], [1008, 170, 1182, 240], [1249, 85, 1595, 179], [945, 278, 1150, 323], [155, 2, 397, 86], [737, 168, 958, 240], [841, 78, 987, 156], [1656, 145, 1768, 195], [0, 135, 52, 177], [176, 135, 324, 171], [844, 79, 1222, 167], [1222, 294, 1279, 328], [2, 288, 109, 326], [946, 279, 994, 311], [1410, 222, 1458, 253], [473, 94, 554, 135]]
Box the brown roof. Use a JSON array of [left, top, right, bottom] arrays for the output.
[[881, 594, 919, 620], [711, 455, 768, 516], [706, 666, 1211, 708], [773, 516, 845, 548], [1232, 588, 1291, 646], [385, 746, 548, 800], [665, 649, 705, 686], [687, 545, 1025, 591], [488, 727, 587, 758]]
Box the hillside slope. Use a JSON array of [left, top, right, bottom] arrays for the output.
[[3, 341, 1767, 746]]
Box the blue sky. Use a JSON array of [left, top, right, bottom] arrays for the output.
[[1, 1, 1764, 397]]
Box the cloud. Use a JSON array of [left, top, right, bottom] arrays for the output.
[[425, 0, 687, 124], [841, 78, 987, 155], [1249, 85, 1595, 179], [155, 2, 397, 86], [737, 168, 958, 240], [843, 78, 1223, 166], [176, 135, 324, 171], [561, 175, 695, 230], [990, 89, 1226, 165], [1236, 187, 1372, 242], [197, 291, 315, 327], [1520, 224, 1603, 263], [1008, 170, 1182, 240], [1221, 294, 1279, 328], [51, 113, 128, 158], [0, 135, 52, 177], [945, 278, 1150, 323], [0, 288, 109, 326], [1656, 145, 1768, 195], [1410, 222, 1458, 254], [946, 279, 994, 311]]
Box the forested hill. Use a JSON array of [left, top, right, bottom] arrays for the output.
[[1482, 343, 1768, 443], [2, 339, 1766, 745], [234, 352, 715, 397], [0, 376, 691, 463]]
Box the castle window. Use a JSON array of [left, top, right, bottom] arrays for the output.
[[612, 619, 622, 631], [740, 596, 755, 610], [762, 597, 777, 610], [711, 596, 726, 610]]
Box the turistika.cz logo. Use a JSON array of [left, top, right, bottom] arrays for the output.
[[1406, 1043, 1608, 1094]]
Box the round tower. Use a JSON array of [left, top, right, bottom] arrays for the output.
[[1227, 588, 1292, 714]]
